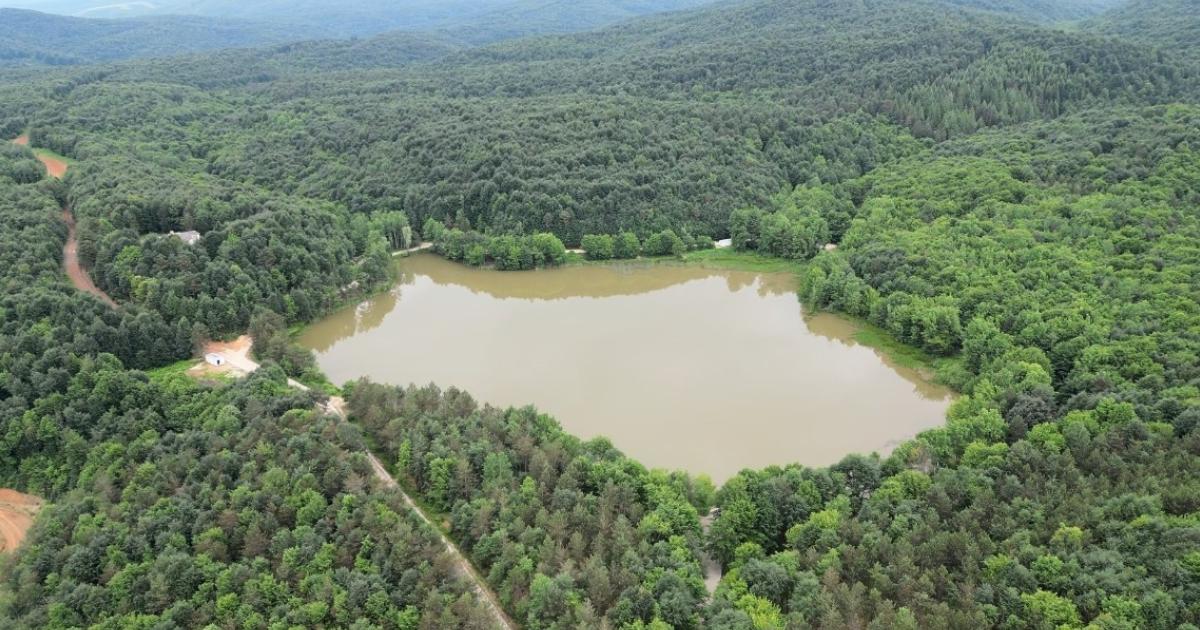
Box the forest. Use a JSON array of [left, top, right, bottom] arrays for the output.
[[2, 0, 1200, 627]]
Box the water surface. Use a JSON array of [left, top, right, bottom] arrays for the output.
[[300, 254, 952, 481]]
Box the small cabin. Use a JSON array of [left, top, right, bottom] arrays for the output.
[[169, 230, 202, 246], [204, 353, 226, 367]]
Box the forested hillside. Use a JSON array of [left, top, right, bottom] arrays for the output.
[[2, 0, 1200, 627], [714, 104, 1200, 627], [0, 9, 311, 66], [1086, 0, 1200, 63], [14, 0, 1193, 245], [0, 147, 495, 627], [0, 0, 720, 42], [943, 0, 1122, 22]]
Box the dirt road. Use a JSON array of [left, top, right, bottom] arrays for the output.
[[391, 241, 433, 257], [10, 136, 117, 308], [700, 513, 723, 597], [205, 337, 517, 629], [364, 449, 517, 629], [61, 207, 118, 308], [37, 152, 67, 179]]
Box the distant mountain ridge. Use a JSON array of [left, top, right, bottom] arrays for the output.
[[0, 0, 723, 40], [941, 0, 1125, 22], [0, 8, 312, 65]]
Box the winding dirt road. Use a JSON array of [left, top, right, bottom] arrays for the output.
[[10, 136, 116, 307], [61, 207, 117, 308]]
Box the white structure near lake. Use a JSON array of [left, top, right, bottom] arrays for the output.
[[204, 353, 226, 366]]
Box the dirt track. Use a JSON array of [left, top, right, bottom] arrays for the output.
[[9, 136, 118, 308], [365, 450, 517, 629], [204, 337, 516, 629], [0, 489, 42, 554], [37, 152, 67, 179], [61, 207, 118, 308]]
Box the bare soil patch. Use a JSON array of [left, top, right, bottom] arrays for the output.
[[188, 336, 254, 379], [38, 153, 68, 179], [12, 134, 29, 146], [0, 489, 42, 553]]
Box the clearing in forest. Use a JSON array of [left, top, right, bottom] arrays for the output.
[[35, 151, 68, 179], [0, 489, 42, 554]]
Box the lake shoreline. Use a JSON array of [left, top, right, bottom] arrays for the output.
[[297, 252, 954, 482], [294, 248, 954, 392]]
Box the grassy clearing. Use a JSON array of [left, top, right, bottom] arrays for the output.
[[300, 374, 341, 397], [31, 147, 71, 164], [679, 248, 804, 274], [850, 319, 944, 373], [143, 359, 197, 383], [565, 248, 804, 274]]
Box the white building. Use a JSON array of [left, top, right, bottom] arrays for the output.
[[169, 230, 202, 246], [204, 353, 226, 367]]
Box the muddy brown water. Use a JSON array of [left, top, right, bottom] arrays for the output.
[[299, 254, 952, 482]]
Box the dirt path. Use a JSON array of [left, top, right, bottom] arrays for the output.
[[61, 207, 118, 308], [200, 336, 308, 390], [700, 512, 722, 597], [10, 136, 117, 308], [37, 152, 67, 179], [0, 489, 42, 554], [391, 241, 433, 257], [204, 337, 516, 629], [363, 449, 517, 629]]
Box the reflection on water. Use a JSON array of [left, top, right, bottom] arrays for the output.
[[300, 253, 952, 482]]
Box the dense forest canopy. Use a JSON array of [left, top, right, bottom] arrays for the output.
[[1085, 0, 1200, 64], [2, 0, 1200, 627], [0, 8, 314, 66], [942, 0, 1124, 21]]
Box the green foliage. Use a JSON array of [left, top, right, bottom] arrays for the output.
[[3, 1, 1200, 628], [434, 227, 567, 270], [348, 382, 708, 628]]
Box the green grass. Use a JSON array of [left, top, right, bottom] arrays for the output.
[[850, 320, 942, 373], [31, 147, 72, 164], [299, 373, 341, 397], [679, 248, 805, 274], [143, 358, 197, 383], [565, 247, 804, 274], [838, 315, 963, 389]]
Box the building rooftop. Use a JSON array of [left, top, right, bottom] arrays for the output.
[[169, 230, 202, 245]]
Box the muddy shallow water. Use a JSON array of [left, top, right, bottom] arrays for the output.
[[299, 254, 952, 482]]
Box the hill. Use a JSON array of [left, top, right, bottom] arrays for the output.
[[0, 8, 311, 65], [942, 0, 1124, 22], [2, 0, 1200, 628], [1085, 0, 1200, 63], [0, 0, 723, 40], [55, 0, 1189, 244]]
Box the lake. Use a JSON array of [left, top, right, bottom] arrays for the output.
[[298, 253, 953, 482]]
